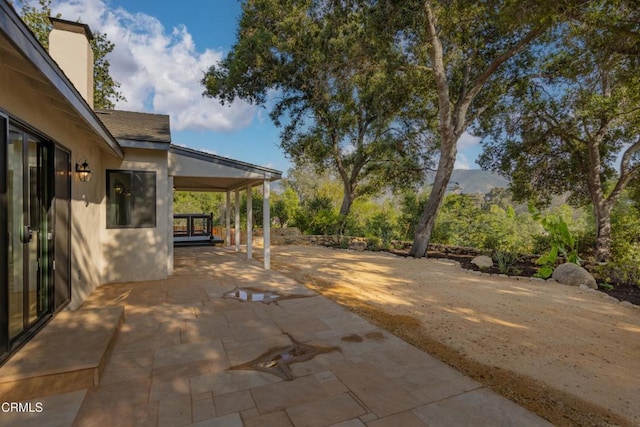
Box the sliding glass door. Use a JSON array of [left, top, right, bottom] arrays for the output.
[[5, 125, 53, 347], [1, 116, 71, 363]]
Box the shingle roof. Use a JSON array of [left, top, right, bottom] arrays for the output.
[[95, 109, 171, 143]]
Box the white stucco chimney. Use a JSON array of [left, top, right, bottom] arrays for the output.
[[48, 17, 94, 108]]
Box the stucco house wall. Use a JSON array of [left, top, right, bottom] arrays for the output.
[[0, 63, 117, 310], [1, 4, 282, 364], [101, 148, 169, 284]]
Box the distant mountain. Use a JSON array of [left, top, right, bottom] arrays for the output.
[[426, 169, 509, 195]]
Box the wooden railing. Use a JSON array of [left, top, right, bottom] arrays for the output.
[[212, 226, 247, 245]]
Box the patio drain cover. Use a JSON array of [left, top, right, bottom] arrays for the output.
[[229, 333, 339, 381]]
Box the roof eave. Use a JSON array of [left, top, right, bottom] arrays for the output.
[[169, 144, 282, 180], [118, 139, 171, 150]]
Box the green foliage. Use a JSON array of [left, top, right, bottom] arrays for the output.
[[597, 261, 640, 287], [91, 32, 126, 109], [19, 0, 53, 48], [364, 212, 395, 249], [236, 189, 263, 228], [477, 5, 640, 261], [173, 192, 224, 222], [431, 194, 484, 247], [478, 204, 537, 253], [291, 193, 341, 235], [202, 0, 431, 218], [338, 236, 349, 249], [367, 236, 383, 251], [271, 187, 300, 228], [394, 0, 558, 257], [598, 282, 614, 291], [574, 0, 640, 56], [529, 204, 581, 278], [175, 186, 303, 231], [493, 251, 522, 276], [605, 193, 640, 285], [19, 0, 125, 108], [418, 193, 536, 253], [398, 191, 430, 241], [283, 168, 639, 285]]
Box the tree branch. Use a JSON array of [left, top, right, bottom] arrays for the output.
[[456, 26, 544, 134], [424, 1, 453, 143], [609, 161, 640, 208], [620, 136, 640, 176], [538, 109, 587, 145]]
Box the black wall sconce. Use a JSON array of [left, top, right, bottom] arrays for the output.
[[76, 161, 93, 182]]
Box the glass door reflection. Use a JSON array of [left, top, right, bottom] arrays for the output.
[[7, 127, 52, 342]]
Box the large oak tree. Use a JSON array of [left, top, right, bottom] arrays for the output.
[[384, 0, 571, 257], [479, 2, 640, 262], [202, 0, 433, 229]]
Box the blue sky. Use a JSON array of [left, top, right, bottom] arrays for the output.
[[46, 0, 482, 174]]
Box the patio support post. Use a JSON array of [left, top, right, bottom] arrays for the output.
[[263, 173, 271, 270], [246, 183, 253, 259], [168, 176, 174, 276], [235, 189, 240, 252], [225, 191, 231, 246]]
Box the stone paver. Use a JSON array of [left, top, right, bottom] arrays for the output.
[[285, 393, 366, 427], [243, 410, 292, 427], [251, 375, 329, 414], [367, 410, 427, 427], [214, 390, 256, 416], [6, 247, 552, 426], [157, 393, 192, 427], [413, 388, 553, 427], [330, 419, 366, 427], [0, 390, 87, 427], [331, 361, 422, 418]]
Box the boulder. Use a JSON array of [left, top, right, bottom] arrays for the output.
[[349, 241, 367, 251], [552, 263, 597, 289], [471, 255, 493, 269]]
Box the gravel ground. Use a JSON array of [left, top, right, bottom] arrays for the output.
[[264, 245, 640, 426]]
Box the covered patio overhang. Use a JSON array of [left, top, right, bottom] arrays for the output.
[[168, 145, 282, 270]]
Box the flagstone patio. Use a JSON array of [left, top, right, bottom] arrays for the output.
[[1, 247, 552, 426]]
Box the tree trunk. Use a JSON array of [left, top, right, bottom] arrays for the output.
[[338, 181, 356, 235], [408, 2, 537, 257], [409, 3, 458, 258], [339, 185, 354, 217], [409, 141, 457, 257], [593, 202, 613, 263]]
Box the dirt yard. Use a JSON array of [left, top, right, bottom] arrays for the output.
[[264, 244, 640, 426]]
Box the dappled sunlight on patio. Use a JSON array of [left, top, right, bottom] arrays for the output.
[[3, 244, 637, 425]]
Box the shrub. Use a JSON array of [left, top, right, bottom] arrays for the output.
[[493, 251, 522, 275], [529, 204, 581, 278], [367, 236, 382, 251]]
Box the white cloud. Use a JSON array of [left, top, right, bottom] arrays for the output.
[[458, 131, 481, 150], [455, 131, 481, 169], [51, 0, 256, 132], [455, 153, 471, 170]]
